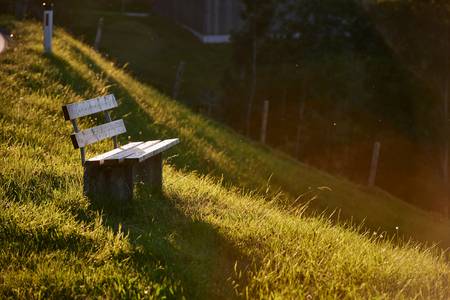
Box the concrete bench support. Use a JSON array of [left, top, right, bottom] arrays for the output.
[[84, 154, 163, 202]]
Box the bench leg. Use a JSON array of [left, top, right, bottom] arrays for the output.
[[83, 154, 163, 202], [134, 154, 163, 191], [84, 164, 134, 202]]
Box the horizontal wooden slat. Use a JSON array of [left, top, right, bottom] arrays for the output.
[[62, 94, 117, 120], [103, 140, 161, 165], [125, 139, 179, 163], [85, 142, 143, 166], [70, 119, 126, 149]]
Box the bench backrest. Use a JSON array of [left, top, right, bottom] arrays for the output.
[[62, 94, 126, 165]]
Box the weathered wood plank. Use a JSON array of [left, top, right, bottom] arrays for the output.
[[71, 119, 126, 149], [125, 139, 179, 163], [104, 140, 161, 164], [85, 142, 143, 166], [103, 111, 118, 148], [62, 94, 117, 120]]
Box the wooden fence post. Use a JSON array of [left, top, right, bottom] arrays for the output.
[[94, 17, 104, 51], [260, 100, 269, 144], [207, 94, 216, 117], [295, 101, 305, 158], [368, 141, 381, 187], [245, 36, 257, 137], [173, 61, 185, 99]]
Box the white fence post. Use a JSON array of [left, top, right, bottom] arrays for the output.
[[43, 3, 53, 54]]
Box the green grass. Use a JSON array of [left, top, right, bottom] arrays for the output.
[[65, 10, 231, 106], [0, 18, 449, 298]]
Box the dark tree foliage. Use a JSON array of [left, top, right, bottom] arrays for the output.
[[224, 0, 446, 212], [372, 0, 450, 214], [226, 0, 416, 140]]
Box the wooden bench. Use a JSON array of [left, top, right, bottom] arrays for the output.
[[62, 94, 179, 202]]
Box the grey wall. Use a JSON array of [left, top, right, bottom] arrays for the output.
[[153, 0, 243, 36]]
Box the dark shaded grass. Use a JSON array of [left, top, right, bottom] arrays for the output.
[[90, 185, 245, 299]]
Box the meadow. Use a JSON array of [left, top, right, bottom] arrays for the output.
[[0, 18, 449, 298]]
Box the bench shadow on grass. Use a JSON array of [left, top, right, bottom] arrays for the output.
[[89, 186, 250, 299], [44, 51, 252, 299]]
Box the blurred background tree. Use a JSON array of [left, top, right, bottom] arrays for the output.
[[223, 0, 445, 212]]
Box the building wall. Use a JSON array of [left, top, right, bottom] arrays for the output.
[[153, 0, 207, 34], [153, 0, 243, 37]]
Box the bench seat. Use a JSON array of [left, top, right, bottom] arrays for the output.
[[85, 139, 179, 166]]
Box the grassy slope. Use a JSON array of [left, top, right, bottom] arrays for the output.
[[0, 19, 449, 298], [60, 11, 450, 246], [61, 12, 450, 247], [66, 11, 231, 105]]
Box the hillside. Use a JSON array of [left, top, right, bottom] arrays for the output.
[[0, 18, 449, 298], [58, 8, 449, 214], [52, 11, 450, 247], [61, 10, 230, 109]]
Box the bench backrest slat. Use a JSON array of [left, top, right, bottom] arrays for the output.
[[63, 94, 118, 121], [71, 119, 126, 149]]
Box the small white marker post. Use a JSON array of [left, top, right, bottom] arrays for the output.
[[260, 100, 269, 144], [43, 2, 53, 54], [94, 17, 104, 51], [368, 141, 381, 187]]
